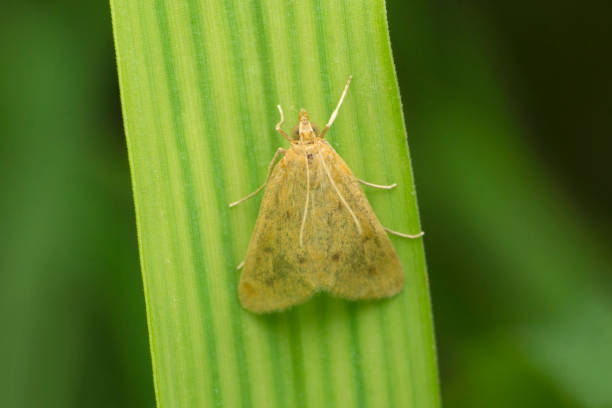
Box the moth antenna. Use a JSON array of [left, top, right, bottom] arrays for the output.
[[357, 178, 397, 190], [236, 260, 245, 270], [383, 227, 424, 239], [320, 153, 362, 235], [275, 105, 291, 142], [320, 75, 352, 139], [299, 153, 311, 247]]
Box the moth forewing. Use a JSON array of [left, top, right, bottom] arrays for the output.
[[314, 142, 404, 299], [238, 145, 317, 313]]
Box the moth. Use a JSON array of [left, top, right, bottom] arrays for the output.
[[230, 76, 423, 313]]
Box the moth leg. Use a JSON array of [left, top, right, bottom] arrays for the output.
[[357, 178, 397, 190], [384, 226, 424, 239], [275, 105, 291, 142], [236, 260, 245, 270], [229, 147, 286, 207], [319, 75, 353, 139]]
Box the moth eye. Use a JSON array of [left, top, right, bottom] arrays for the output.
[[311, 123, 320, 136], [291, 125, 300, 140]]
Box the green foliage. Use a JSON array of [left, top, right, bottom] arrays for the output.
[[0, 3, 153, 407], [110, 0, 439, 407], [388, 1, 612, 407]]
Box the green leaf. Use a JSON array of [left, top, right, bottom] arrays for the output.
[[110, 0, 439, 407]]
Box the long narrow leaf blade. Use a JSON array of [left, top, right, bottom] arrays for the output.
[[110, 1, 440, 407]]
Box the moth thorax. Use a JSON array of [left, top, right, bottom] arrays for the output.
[[298, 109, 316, 142]]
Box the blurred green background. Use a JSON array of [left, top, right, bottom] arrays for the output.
[[1, 1, 610, 407]]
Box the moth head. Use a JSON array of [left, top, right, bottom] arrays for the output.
[[297, 109, 316, 142], [292, 121, 319, 140]]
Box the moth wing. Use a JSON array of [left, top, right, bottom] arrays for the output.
[[239, 148, 316, 313], [306, 143, 404, 300]]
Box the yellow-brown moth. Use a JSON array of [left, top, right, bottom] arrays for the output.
[[230, 76, 423, 313]]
